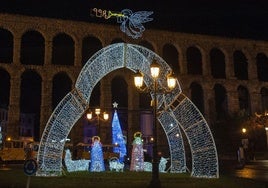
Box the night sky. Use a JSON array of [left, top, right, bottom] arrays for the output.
[[0, 0, 268, 40]]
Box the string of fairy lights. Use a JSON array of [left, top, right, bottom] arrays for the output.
[[36, 43, 219, 178]]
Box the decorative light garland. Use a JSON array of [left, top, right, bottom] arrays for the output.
[[36, 43, 219, 178]]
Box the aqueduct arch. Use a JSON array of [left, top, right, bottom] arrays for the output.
[[36, 43, 219, 178]]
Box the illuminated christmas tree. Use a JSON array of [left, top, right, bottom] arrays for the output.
[[90, 136, 105, 172], [130, 132, 144, 171], [112, 109, 127, 162]]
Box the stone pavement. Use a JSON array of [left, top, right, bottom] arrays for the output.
[[234, 160, 268, 182]]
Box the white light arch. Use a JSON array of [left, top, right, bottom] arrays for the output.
[[36, 43, 219, 178]]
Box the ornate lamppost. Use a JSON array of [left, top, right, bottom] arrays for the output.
[[86, 108, 109, 136], [134, 59, 176, 188]]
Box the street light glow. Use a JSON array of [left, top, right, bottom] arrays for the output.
[[103, 112, 109, 120], [86, 112, 92, 120], [134, 72, 144, 88], [167, 73, 176, 89], [86, 108, 109, 136], [150, 60, 160, 78], [95, 108, 101, 115]]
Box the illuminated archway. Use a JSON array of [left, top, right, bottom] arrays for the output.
[[36, 43, 219, 178]]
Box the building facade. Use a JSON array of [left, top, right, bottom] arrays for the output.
[[0, 13, 267, 153]]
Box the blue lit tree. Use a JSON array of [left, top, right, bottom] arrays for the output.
[[112, 109, 127, 162]]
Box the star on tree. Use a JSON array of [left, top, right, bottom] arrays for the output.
[[113, 102, 118, 108]]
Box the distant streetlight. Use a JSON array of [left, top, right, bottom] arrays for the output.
[[86, 108, 109, 136], [134, 59, 176, 188]]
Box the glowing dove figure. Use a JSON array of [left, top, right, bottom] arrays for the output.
[[117, 9, 153, 39]]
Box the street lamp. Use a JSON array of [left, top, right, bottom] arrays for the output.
[[242, 128, 247, 134], [134, 59, 176, 188], [86, 108, 109, 136]]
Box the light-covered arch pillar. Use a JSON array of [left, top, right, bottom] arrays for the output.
[[36, 43, 218, 178]]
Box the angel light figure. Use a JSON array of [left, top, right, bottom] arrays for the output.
[[117, 9, 153, 39], [90, 8, 153, 39]]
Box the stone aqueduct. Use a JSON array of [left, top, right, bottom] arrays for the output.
[[0, 14, 267, 175]]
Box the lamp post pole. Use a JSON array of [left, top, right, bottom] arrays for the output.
[[133, 59, 176, 188], [149, 75, 161, 188], [96, 114, 100, 136]]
